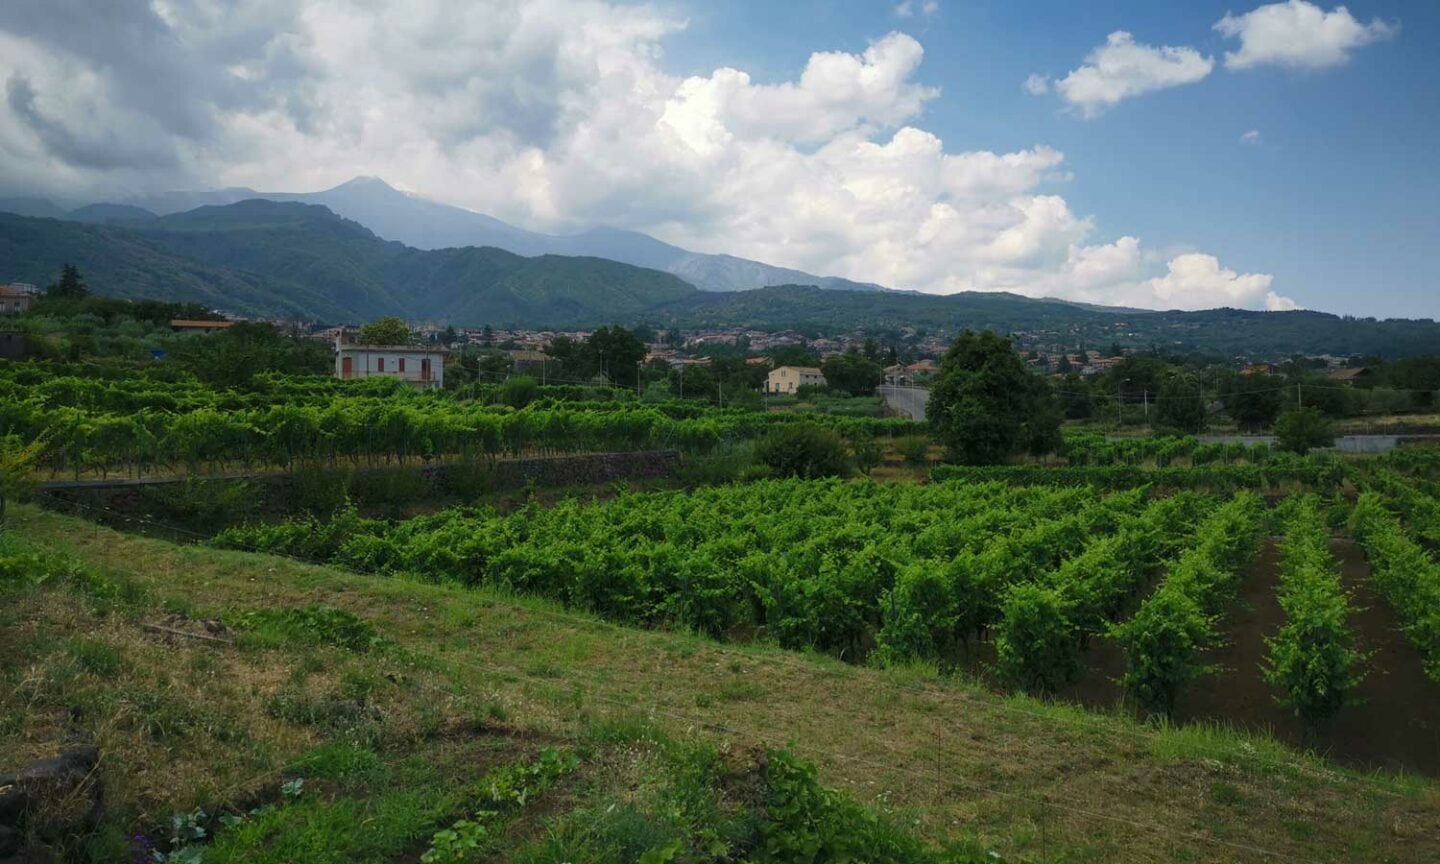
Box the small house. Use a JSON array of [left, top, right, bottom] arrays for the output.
[[766, 365, 825, 394], [0, 284, 37, 315], [1326, 367, 1373, 385], [170, 319, 234, 333], [335, 334, 446, 388]]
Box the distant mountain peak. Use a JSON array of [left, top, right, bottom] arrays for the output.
[[332, 175, 398, 191]]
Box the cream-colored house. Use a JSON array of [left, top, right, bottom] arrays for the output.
[[335, 335, 446, 388], [766, 365, 826, 394]]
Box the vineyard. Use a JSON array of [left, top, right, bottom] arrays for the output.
[[0, 363, 915, 477], [7, 357, 1440, 777], [206, 446, 1440, 768]]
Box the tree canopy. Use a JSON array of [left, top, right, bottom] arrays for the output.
[[356, 316, 414, 346], [926, 329, 1061, 465]]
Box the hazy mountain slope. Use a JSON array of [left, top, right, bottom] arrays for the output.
[[0, 212, 350, 319], [0, 201, 697, 325], [65, 203, 159, 225], [0, 196, 70, 220], [118, 176, 883, 293]]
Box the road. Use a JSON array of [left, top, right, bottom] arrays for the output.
[[879, 385, 929, 421]]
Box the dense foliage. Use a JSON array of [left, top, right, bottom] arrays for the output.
[[1350, 492, 1440, 683], [0, 363, 917, 477], [215, 480, 1140, 659], [926, 330, 1061, 465], [1111, 493, 1266, 715], [1263, 496, 1364, 725]]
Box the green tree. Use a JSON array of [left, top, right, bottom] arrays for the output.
[[1222, 374, 1284, 430], [848, 433, 882, 476], [1275, 407, 1335, 454], [0, 435, 44, 531], [588, 325, 646, 387], [754, 423, 851, 478], [356, 316, 414, 345], [46, 263, 89, 299], [821, 353, 883, 397], [168, 321, 330, 387], [926, 330, 1061, 465], [1156, 375, 1208, 434], [770, 345, 822, 368], [1056, 373, 1093, 420]]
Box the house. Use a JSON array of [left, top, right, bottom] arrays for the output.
[[508, 350, 551, 375], [170, 319, 234, 333], [335, 334, 446, 388], [1327, 367, 1373, 385], [0, 283, 37, 315], [883, 364, 912, 386], [766, 365, 825, 394]]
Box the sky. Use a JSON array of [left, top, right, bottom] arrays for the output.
[[0, 1, 1434, 318]]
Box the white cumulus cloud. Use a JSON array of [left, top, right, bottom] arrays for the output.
[[0, 0, 1285, 312], [1047, 31, 1214, 117], [1215, 1, 1397, 71], [1240, 128, 1262, 144]]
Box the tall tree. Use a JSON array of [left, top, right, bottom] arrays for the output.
[[46, 263, 89, 299], [588, 325, 646, 387], [356, 316, 414, 345], [926, 329, 1061, 465], [1156, 375, 1208, 434], [821, 353, 883, 396]]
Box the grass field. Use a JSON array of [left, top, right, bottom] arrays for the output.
[[4, 504, 1439, 862]]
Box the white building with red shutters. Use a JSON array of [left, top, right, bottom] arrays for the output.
[[334, 334, 445, 388]]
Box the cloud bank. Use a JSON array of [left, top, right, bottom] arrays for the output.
[[0, 0, 1290, 311]]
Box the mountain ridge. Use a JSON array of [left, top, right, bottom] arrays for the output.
[[3, 200, 1439, 358], [96, 176, 888, 295]]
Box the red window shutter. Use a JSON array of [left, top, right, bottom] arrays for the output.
[[399, 358, 406, 372], [378, 357, 385, 372]]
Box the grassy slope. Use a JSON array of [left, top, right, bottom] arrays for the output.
[[6, 505, 1440, 863]]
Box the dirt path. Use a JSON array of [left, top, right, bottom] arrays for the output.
[[1176, 537, 1440, 775]]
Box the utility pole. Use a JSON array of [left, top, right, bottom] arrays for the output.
[[1297, 383, 1303, 409], [1143, 390, 1149, 423], [637, 360, 643, 396]]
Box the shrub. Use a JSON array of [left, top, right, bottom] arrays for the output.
[[896, 435, 931, 466], [753, 423, 851, 479], [1275, 407, 1335, 454]]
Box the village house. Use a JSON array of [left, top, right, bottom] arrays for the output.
[[1326, 367, 1374, 385], [766, 365, 826, 394], [334, 333, 446, 388], [170, 319, 234, 333], [508, 349, 551, 376], [883, 364, 912, 386], [0, 283, 38, 315]]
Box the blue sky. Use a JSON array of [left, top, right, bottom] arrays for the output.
[[0, 0, 1433, 318], [663, 1, 1436, 318]]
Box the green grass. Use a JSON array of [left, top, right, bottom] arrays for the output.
[[4, 505, 1440, 862]]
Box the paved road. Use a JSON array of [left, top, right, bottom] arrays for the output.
[[879, 385, 929, 421]]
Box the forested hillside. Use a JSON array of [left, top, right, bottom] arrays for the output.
[[1, 202, 697, 325], [4, 202, 1439, 358]]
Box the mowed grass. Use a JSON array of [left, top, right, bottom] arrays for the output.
[[5, 504, 1440, 862]]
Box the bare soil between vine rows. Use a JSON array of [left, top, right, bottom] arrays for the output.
[[1056, 538, 1440, 776]]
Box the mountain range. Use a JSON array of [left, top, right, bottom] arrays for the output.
[[2, 177, 882, 295], [2, 189, 1439, 358]]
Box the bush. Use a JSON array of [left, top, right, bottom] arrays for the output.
[[753, 423, 851, 479], [1275, 407, 1335, 454], [896, 435, 931, 466], [493, 375, 541, 408]]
